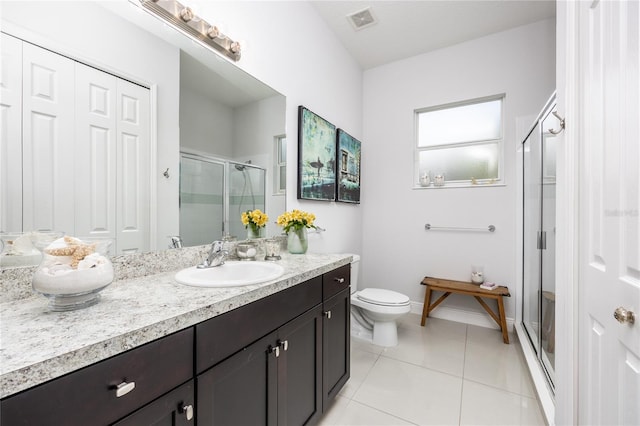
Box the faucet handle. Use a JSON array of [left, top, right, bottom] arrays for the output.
[[210, 240, 224, 252]]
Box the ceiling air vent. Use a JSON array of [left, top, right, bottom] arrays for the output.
[[347, 7, 377, 31]]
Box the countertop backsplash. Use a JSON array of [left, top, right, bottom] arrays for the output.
[[1, 245, 210, 303]]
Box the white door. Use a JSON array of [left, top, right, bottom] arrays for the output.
[[0, 33, 23, 232], [21, 42, 75, 234], [74, 62, 117, 243], [578, 1, 640, 424], [116, 80, 150, 254]]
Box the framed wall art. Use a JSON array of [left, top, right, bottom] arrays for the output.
[[336, 129, 361, 203], [297, 106, 336, 201]]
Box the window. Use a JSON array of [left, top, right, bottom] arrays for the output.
[[415, 95, 504, 186], [274, 135, 286, 194]]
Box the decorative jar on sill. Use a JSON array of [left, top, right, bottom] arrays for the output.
[[287, 227, 308, 254], [32, 236, 114, 311]]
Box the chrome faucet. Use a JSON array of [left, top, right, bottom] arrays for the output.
[[198, 241, 228, 268]]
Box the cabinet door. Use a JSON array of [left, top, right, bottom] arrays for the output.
[[277, 305, 323, 426], [113, 380, 195, 426], [322, 288, 351, 410], [197, 331, 278, 426]]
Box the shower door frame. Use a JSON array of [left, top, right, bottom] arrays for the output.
[[520, 93, 557, 393]]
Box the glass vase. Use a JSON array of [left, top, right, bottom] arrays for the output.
[[247, 225, 262, 239], [287, 227, 308, 254]]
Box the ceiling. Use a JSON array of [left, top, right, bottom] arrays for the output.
[[310, 1, 556, 70]]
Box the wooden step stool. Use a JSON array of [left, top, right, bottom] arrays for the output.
[[420, 276, 511, 344]]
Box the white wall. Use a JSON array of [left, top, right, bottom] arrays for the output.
[[361, 19, 556, 322], [196, 1, 364, 255], [180, 87, 234, 158]]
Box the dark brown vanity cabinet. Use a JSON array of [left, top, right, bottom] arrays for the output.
[[196, 276, 324, 426], [321, 265, 351, 409], [0, 328, 194, 426], [197, 306, 324, 426], [0, 265, 351, 426]]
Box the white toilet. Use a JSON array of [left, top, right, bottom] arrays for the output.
[[350, 254, 411, 347]]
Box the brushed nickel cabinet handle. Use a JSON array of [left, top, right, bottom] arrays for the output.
[[115, 381, 136, 398]]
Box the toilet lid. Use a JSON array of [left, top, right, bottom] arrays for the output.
[[357, 288, 410, 306]]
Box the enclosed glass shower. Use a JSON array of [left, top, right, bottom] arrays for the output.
[[521, 94, 557, 389], [179, 152, 266, 247]]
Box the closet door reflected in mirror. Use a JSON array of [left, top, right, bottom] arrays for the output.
[[522, 94, 557, 389], [2, 34, 150, 254]]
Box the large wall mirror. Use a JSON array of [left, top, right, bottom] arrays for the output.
[[1, 1, 286, 259]]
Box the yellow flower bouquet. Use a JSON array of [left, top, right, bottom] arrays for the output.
[[242, 209, 269, 238], [276, 209, 317, 233], [277, 209, 317, 254]]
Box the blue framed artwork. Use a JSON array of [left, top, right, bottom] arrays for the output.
[[297, 106, 336, 201], [336, 129, 361, 203]]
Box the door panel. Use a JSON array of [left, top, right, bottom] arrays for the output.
[[22, 42, 74, 233], [116, 80, 150, 254], [0, 33, 23, 232], [75, 62, 117, 242], [578, 0, 640, 424]]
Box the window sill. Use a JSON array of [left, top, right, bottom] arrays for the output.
[[412, 182, 506, 190]]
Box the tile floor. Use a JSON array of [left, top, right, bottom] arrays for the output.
[[319, 314, 545, 426]]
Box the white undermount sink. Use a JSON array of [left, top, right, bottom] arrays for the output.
[[174, 261, 285, 288]]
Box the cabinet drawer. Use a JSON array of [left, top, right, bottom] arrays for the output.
[[322, 264, 350, 300], [196, 276, 322, 373], [1, 328, 194, 426]]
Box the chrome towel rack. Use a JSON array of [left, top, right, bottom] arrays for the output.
[[424, 224, 496, 232]]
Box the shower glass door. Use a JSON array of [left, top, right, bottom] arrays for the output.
[[522, 95, 556, 389], [523, 118, 542, 359], [179, 154, 225, 246]]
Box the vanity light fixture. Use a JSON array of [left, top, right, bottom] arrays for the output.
[[137, 0, 241, 61]]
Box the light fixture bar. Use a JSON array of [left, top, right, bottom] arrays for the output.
[[138, 0, 241, 61]]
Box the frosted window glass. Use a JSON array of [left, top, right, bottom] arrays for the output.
[[418, 99, 501, 147], [418, 143, 499, 181]]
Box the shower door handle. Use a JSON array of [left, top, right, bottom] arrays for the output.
[[537, 231, 547, 250]]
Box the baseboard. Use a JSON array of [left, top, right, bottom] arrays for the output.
[[410, 301, 515, 330]]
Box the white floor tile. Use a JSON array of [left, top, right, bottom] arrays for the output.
[[320, 318, 544, 426], [381, 320, 466, 377], [459, 380, 544, 426], [319, 399, 416, 426], [464, 325, 535, 397], [339, 347, 380, 398], [353, 357, 463, 425]]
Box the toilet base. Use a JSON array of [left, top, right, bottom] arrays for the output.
[[372, 320, 399, 347]]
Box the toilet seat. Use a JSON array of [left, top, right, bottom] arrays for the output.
[[356, 288, 410, 307]]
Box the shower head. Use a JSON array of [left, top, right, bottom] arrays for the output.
[[234, 160, 252, 171]]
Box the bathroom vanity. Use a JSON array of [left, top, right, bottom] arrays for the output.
[[0, 254, 351, 425]]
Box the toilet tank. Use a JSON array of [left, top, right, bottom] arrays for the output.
[[350, 254, 360, 294]]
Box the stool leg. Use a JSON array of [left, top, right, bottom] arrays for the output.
[[497, 296, 509, 344], [421, 287, 432, 326]]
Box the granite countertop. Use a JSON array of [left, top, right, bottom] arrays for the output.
[[0, 253, 352, 399]]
